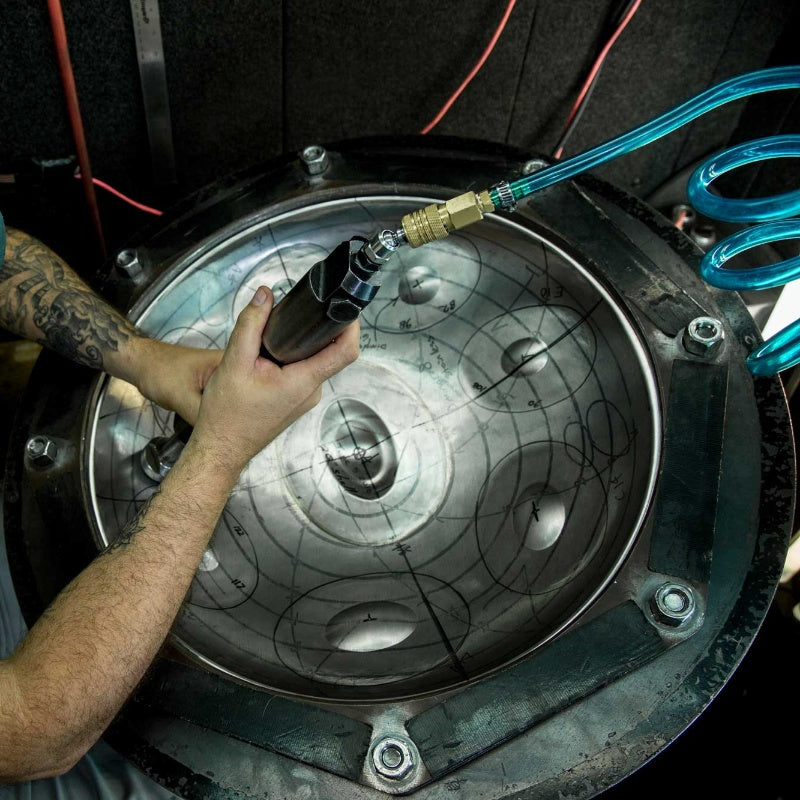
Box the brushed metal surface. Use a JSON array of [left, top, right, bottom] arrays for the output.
[[87, 196, 660, 701]]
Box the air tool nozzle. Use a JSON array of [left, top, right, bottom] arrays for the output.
[[260, 230, 399, 364]]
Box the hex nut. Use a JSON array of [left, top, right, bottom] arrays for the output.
[[683, 316, 724, 357], [651, 582, 696, 627], [371, 736, 415, 781], [522, 158, 547, 175], [443, 192, 490, 230], [671, 203, 696, 229], [26, 435, 58, 467], [690, 223, 717, 250], [116, 249, 143, 280], [300, 145, 329, 176]]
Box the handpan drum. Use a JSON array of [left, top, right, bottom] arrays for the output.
[[91, 193, 659, 699], [5, 140, 794, 799]]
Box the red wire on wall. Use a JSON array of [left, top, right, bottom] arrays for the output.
[[74, 173, 163, 217], [92, 178, 163, 216], [46, 0, 107, 257], [420, 0, 518, 135]]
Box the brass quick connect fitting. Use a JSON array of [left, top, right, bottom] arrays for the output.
[[401, 190, 495, 248]]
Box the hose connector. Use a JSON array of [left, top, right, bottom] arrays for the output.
[[400, 189, 495, 248]]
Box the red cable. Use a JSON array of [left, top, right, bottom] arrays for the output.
[[553, 0, 643, 160], [46, 0, 107, 257], [75, 173, 163, 216], [420, 0, 517, 135]]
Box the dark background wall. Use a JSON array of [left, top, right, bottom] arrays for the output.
[[0, 0, 797, 271]]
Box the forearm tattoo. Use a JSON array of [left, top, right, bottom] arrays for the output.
[[0, 228, 142, 369], [103, 490, 161, 555]]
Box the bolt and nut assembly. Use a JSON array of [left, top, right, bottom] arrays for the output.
[[683, 316, 724, 357], [371, 736, 416, 781], [26, 435, 58, 467], [115, 249, 143, 280], [651, 582, 696, 627], [522, 158, 547, 175], [300, 145, 329, 175], [690, 223, 717, 250]]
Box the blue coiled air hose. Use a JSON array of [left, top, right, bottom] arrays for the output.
[[688, 134, 800, 375], [490, 66, 800, 377]]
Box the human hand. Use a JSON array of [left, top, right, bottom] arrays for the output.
[[134, 340, 224, 426], [190, 286, 359, 474]]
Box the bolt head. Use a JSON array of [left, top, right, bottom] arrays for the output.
[[683, 316, 724, 357], [371, 736, 415, 781], [26, 435, 58, 467], [690, 223, 717, 250], [140, 435, 185, 482], [522, 158, 547, 175], [671, 203, 696, 228], [115, 249, 143, 280], [651, 582, 696, 627], [300, 145, 329, 175]]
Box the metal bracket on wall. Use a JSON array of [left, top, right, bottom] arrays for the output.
[[129, 0, 176, 185]]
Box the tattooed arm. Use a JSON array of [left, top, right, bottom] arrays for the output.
[[0, 228, 221, 423], [0, 227, 143, 370], [0, 287, 359, 780]]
